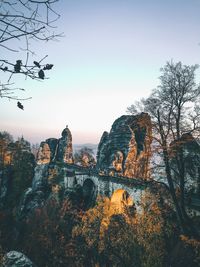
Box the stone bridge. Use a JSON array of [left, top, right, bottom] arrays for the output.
[[24, 117, 200, 215], [35, 116, 153, 210], [61, 163, 157, 209]]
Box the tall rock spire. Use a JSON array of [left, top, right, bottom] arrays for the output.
[[57, 125, 73, 163], [36, 125, 74, 164]]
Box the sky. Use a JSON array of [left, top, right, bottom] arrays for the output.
[[1, 0, 200, 144]]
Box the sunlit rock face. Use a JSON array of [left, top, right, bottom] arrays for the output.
[[110, 189, 134, 214], [97, 113, 152, 179], [37, 142, 51, 164], [36, 126, 73, 164]]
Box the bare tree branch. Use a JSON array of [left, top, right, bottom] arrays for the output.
[[0, 0, 63, 103]]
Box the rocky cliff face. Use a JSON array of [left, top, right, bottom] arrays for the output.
[[19, 126, 74, 218], [35, 125, 74, 194], [37, 126, 73, 164], [96, 113, 152, 179]]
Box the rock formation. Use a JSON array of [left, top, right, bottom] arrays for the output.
[[57, 127, 73, 163], [37, 125, 73, 164], [97, 113, 152, 179], [19, 126, 74, 218], [19, 116, 152, 218]]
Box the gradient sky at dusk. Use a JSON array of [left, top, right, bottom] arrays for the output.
[[1, 0, 200, 144]]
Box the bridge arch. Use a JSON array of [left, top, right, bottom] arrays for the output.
[[82, 178, 97, 208], [110, 189, 135, 214]]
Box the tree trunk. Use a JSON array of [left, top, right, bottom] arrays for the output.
[[157, 110, 187, 233], [157, 110, 200, 237]]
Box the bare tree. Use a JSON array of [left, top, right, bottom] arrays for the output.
[[127, 61, 200, 235], [0, 0, 62, 102]]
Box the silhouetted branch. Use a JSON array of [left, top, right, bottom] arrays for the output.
[[0, 0, 63, 102]]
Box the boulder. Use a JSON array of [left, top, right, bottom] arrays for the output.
[[2, 251, 36, 267]]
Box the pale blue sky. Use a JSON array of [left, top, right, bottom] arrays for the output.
[[1, 0, 200, 144]]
